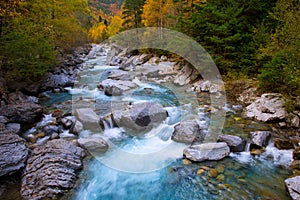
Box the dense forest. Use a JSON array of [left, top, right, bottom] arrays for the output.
[[0, 0, 299, 102]]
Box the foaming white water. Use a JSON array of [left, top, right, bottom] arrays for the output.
[[230, 143, 293, 167], [260, 143, 293, 167]]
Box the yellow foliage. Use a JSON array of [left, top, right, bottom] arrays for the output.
[[107, 15, 123, 37]]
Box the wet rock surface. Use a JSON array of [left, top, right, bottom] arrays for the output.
[[285, 176, 300, 200], [0, 130, 28, 177], [217, 134, 246, 152], [112, 102, 168, 134], [21, 139, 85, 200], [183, 142, 230, 162], [172, 120, 202, 143]]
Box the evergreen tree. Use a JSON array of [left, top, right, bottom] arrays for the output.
[[122, 0, 145, 29]]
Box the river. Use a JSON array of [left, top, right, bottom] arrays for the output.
[[40, 45, 293, 200]]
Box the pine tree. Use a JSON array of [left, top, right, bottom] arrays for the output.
[[122, 0, 145, 29]]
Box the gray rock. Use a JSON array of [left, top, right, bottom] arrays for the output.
[[288, 113, 300, 128], [61, 116, 75, 129], [244, 93, 288, 122], [0, 116, 8, 124], [98, 79, 137, 96], [106, 45, 123, 65], [174, 63, 199, 86], [0, 130, 28, 176], [108, 70, 132, 81], [0, 92, 43, 124], [21, 139, 85, 200], [74, 108, 100, 131], [193, 80, 224, 93], [112, 102, 168, 134], [119, 57, 136, 71], [77, 138, 109, 153], [40, 73, 74, 91], [183, 142, 230, 162], [132, 54, 152, 65], [171, 120, 202, 143], [70, 120, 83, 135], [249, 131, 271, 148], [285, 176, 300, 200], [6, 123, 21, 134], [217, 134, 246, 152]]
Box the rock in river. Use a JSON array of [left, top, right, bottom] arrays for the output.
[[0, 130, 28, 177], [249, 131, 271, 148], [74, 108, 100, 131], [217, 134, 246, 152], [171, 120, 202, 144], [285, 176, 300, 200], [98, 79, 137, 96], [183, 142, 230, 162], [244, 93, 287, 122], [112, 102, 168, 134], [78, 137, 109, 153], [21, 139, 85, 200]]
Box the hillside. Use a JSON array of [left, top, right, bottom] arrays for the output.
[[89, 0, 124, 15]]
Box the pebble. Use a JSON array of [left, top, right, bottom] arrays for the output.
[[197, 169, 205, 175], [208, 168, 219, 178], [182, 159, 192, 165]]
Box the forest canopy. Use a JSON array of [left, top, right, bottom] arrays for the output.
[[0, 0, 299, 99]]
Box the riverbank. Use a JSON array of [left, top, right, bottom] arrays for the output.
[[0, 44, 299, 200]]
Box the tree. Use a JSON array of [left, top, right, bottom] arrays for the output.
[[258, 0, 300, 96], [122, 0, 145, 30], [176, 0, 277, 76]]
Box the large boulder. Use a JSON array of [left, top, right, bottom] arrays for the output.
[[112, 102, 168, 134], [249, 131, 271, 148], [74, 108, 100, 131], [171, 120, 202, 143], [106, 45, 123, 66], [21, 139, 85, 200], [285, 176, 300, 200], [183, 142, 230, 162], [98, 79, 137, 96], [108, 69, 132, 81], [244, 93, 288, 122], [78, 137, 109, 153], [0, 130, 28, 176], [217, 134, 246, 152], [40, 73, 74, 91], [193, 79, 224, 94], [174, 63, 199, 86], [0, 91, 43, 124]]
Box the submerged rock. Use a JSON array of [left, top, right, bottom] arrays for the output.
[[183, 142, 230, 162], [217, 134, 246, 152], [0, 130, 28, 177], [244, 93, 288, 122], [171, 120, 202, 144], [21, 139, 85, 200], [285, 176, 300, 200], [112, 102, 168, 134]]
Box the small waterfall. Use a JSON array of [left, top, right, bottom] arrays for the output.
[[100, 113, 116, 130]]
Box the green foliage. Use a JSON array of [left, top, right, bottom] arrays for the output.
[[257, 0, 300, 97], [0, 0, 92, 81], [122, 0, 145, 29], [176, 0, 277, 76]]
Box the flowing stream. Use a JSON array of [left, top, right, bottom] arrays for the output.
[[42, 45, 293, 200]]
